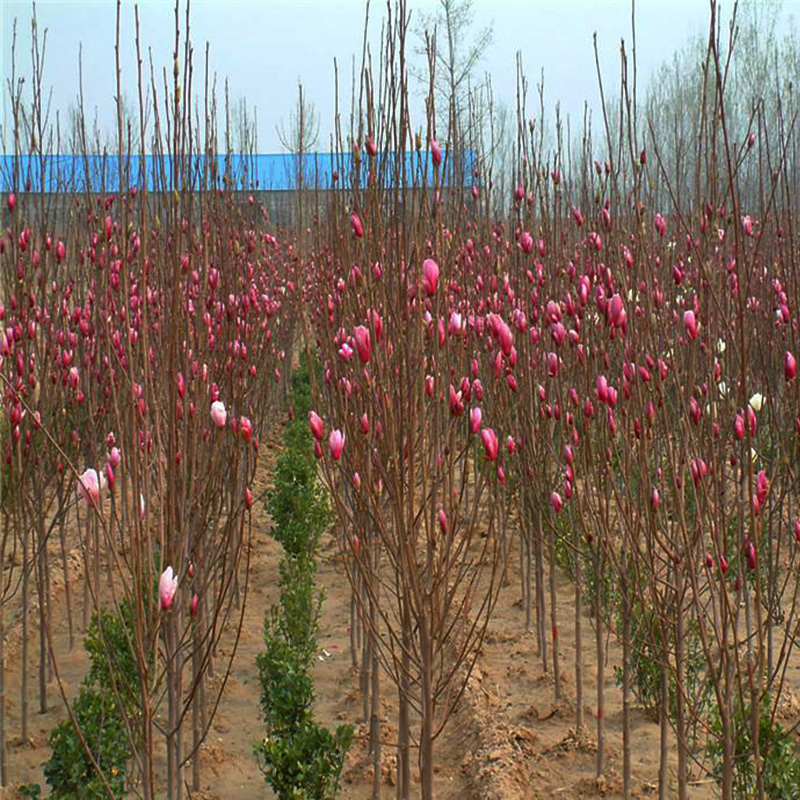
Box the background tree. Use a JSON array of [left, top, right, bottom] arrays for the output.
[[277, 80, 319, 231], [414, 0, 493, 181]]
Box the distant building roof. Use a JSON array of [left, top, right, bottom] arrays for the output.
[[0, 150, 476, 193]]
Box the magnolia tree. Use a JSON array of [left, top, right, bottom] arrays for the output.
[[302, 5, 513, 798], [0, 3, 297, 798], [497, 3, 800, 799]]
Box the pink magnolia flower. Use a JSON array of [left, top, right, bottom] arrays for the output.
[[350, 212, 364, 238], [784, 351, 796, 382], [159, 566, 178, 611], [481, 428, 499, 461], [437, 509, 447, 534], [734, 412, 745, 440], [650, 487, 660, 510], [608, 294, 626, 330], [338, 342, 354, 360], [329, 429, 345, 460], [550, 491, 563, 514], [108, 447, 121, 468], [469, 406, 482, 434], [745, 540, 757, 570], [308, 410, 324, 440], [683, 310, 699, 341], [690, 458, 708, 487], [422, 258, 439, 296], [105, 464, 115, 493], [449, 385, 464, 417], [488, 313, 513, 356], [353, 325, 371, 364], [756, 470, 769, 505], [211, 400, 227, 428], [240, 416, 253, 443], [431, 139, 442, 167], [77, 468, 102, 506], [519, 231, 533, 254]]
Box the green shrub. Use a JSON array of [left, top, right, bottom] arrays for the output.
[[45, 685, 129, 800], [708, 696, 800, 799], [255, 361, 352, 799], [255, 721, 353, 800], [268, 448, 331, 555], [84, 600, 142, 721], [41, 597, 144, 799]]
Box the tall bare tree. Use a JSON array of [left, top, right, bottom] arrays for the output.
[[277, 81, 319, 230], [415, 0, 493, 172]]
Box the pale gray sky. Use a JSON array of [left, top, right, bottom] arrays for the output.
[[1, 0, 797, 153]]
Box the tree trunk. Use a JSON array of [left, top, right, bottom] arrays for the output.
[[621, 565, 631, 799], [594, 549, 604, 779]]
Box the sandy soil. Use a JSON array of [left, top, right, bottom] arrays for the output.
[[2, 421, 719, 800]]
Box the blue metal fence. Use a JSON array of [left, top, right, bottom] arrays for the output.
[[0, 150, 476, 193]]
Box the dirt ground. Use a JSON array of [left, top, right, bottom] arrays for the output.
[[2, 421, 720, 800]]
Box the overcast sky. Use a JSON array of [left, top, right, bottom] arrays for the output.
[[1, 0, 798, 154]]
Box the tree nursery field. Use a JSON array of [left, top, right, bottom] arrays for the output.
[[2, 1, 800, 799]]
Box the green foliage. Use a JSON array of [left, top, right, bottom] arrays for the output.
[[43, 599, 142, 799], [257, 559, 322, 734], [255, 361, 351, 800], [277, 556, 324, 660], [551, 510, 574, 573], [290, 356, 315, 420], [84, 600, 143, 721], [614, 599, 662, 719], [268, 447, 331, 555], [255, 722, 353, 800], [268, 355, 331, 556], [708, 696, 800, 799], [614, 594, 712, 741], [257, 609, 316, 733], [45, 686, 129, 800]]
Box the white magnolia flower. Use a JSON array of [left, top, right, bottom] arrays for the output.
[[749, 393, 764, 412], [718, 381, 727, 397], [717, 339, 726, 354]]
